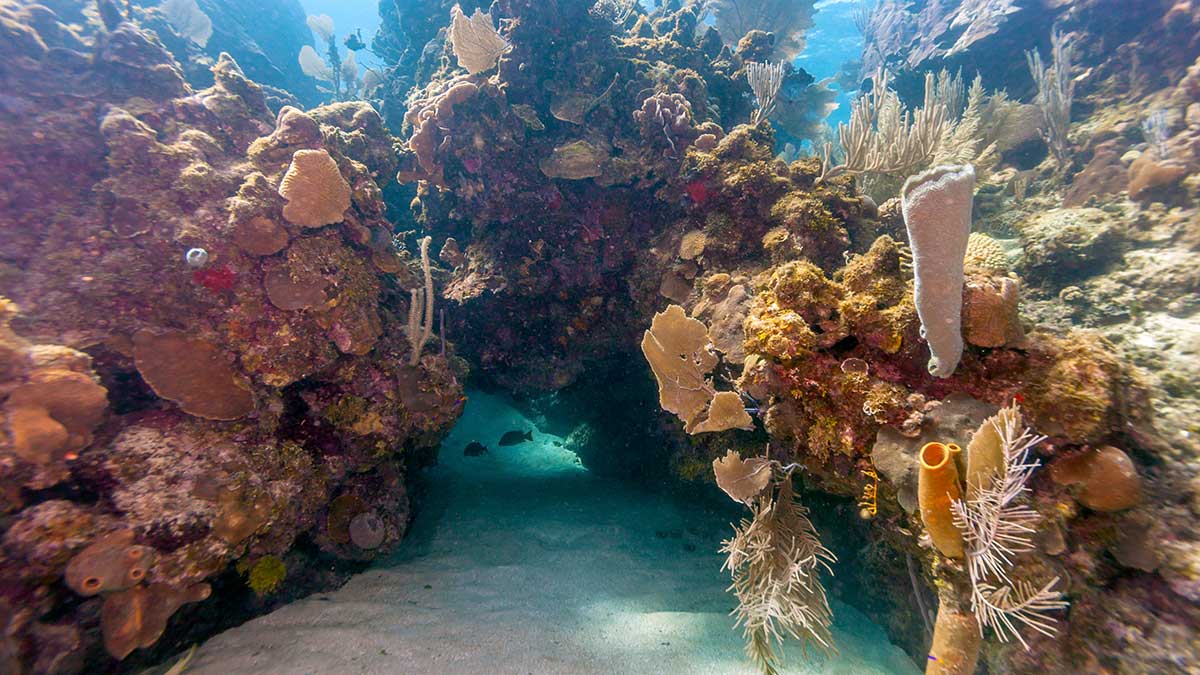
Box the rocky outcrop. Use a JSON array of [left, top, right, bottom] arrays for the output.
[[144, 0, 323, 107], [861, 0, 1197, 101]]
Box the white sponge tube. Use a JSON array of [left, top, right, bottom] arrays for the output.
[[901, 164, 975, 378]]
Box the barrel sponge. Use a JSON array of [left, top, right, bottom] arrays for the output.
[[901, 164, 975, 378], [278, 148, 351, 228]]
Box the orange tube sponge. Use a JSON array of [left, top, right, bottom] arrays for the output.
[[926, 597, 981, 675], [919, 442, 965, 558]]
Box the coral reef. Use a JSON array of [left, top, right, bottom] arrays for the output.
[[1, 0, 1197, 674], [0, 5, 461, 670]]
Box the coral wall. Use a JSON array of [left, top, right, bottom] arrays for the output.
[[0, 3, 461, 670]]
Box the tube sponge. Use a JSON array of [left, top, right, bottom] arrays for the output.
[[902, 164, 975, 378], [918, 442, 965, 558], [927, 591, 981, 675]]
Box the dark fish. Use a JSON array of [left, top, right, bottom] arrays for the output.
[[499, 430, 533, 446], [344, 29, 366, 51], [463, 441, 488, 456]]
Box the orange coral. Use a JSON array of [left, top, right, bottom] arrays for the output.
[[232, 215, 289, 256], [6, 369, 107, 464], [2, 298, 107, 472]]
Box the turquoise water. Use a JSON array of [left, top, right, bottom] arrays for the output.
[[186, 393, 918, 674]]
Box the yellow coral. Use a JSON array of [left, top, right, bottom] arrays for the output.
[[963, 232, 1009, 275], [247, 555, 287, 596], [743, 308, 816, 361], [770, 190, 838, 232]]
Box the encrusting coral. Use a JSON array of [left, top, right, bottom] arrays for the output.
[[131, 329, 254, 421], [1048, 444, 1143, 512]]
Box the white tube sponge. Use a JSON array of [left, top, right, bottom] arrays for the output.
[[901, 164, 975, 378]]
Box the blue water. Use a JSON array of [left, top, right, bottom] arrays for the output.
[[298, 0, 384, 71], [798, 0, 869, 128]]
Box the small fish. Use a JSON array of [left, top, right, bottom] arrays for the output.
[[463, 441, 488, 456], [499, 430, 533, 446], [344, 29, 366, 51]]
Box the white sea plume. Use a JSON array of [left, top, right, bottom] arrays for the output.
[[951, 404, 1068, 648]]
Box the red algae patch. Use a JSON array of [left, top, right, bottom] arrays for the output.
[[132, 329, 253, 420]]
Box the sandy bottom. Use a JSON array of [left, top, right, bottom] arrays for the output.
[[187, 392, 919, 675]]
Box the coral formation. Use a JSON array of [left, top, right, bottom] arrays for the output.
[[641, 305, 752, 434], [902, 164, 975, 377], [246, 554, 287, 596], [1049, 445, 1143, 512], [0, 5, 462, 668], [1, 0, 1196, 673], [278, 148, 353, 227], [448, 5, 508, 75], [918, 442, 965, 558]]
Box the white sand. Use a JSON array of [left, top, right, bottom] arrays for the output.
[[187, 392, 919, 675]]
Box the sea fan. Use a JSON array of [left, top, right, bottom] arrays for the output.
[[951, 405, 1068, 648], [701, 0, 817, 62], [721, 477, 836, 674]]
